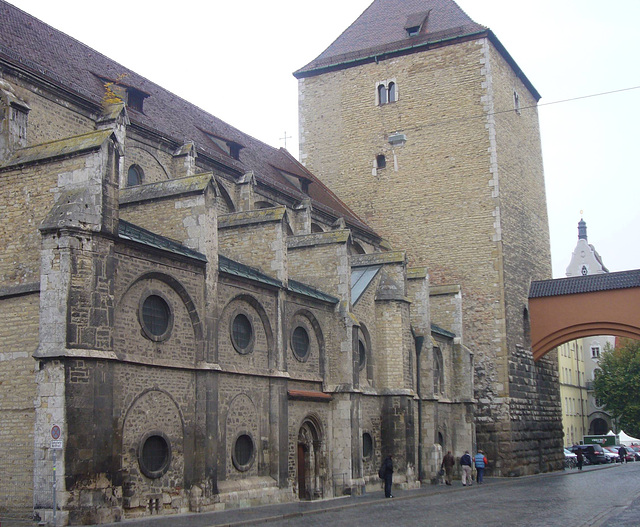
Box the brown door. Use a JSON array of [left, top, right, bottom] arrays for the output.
[[297, 443, 306, 499]]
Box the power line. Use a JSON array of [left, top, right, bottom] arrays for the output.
[[401, 84, 640, 134], [517, 85, 640, 113]]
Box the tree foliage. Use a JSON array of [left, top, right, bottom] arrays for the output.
[[593, 339, 640, 438]]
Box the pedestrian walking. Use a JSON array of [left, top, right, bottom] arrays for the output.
[[379, 455, 394, 498], [441, 450, 455, 486], [459, 450, 473, 486], [575, 447, 583, 471], [474, 450, 488, 484], [618, 445, 628, 464]]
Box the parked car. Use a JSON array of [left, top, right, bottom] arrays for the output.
[[570, 444, 608, 465], [603, 446, 620, 463], [626, 445, 640, 460]]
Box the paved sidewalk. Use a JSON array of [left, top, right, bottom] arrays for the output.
[[100, 464, 614, 527]]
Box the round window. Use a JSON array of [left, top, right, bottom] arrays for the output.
[[232, 433, 255, 471], [138, 433, 171, 479], [231, 313, 254, 354], [139, 293, 173, 341], [291, 326, 310, 361], [363, 432, 373, 459]]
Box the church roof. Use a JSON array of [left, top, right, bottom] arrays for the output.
[[0, 0, 377, 238], [295, 0, 486, 76]]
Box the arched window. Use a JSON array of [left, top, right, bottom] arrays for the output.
[[127, 164, 144, 186], [388, 82, 396, 103], [378, 84, 387, 105], [362, 432, 373, 459]]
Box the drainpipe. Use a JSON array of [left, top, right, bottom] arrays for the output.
[[415, 335, 425, 482]]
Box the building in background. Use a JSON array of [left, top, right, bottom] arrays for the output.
[[557, 339, 588, 446], [295, 0, 563, 475], [563, 218, 615, 436]]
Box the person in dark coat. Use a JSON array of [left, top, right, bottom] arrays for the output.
[[459, 451, 473, 486], [381, 455, 394, 498], [575, 447, 584, 471], [618, 445, 628, 463], [442, 451, 455, 486]]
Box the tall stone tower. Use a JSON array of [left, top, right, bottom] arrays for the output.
[[295, 0, 563, 475]]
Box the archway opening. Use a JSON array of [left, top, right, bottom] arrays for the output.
[[297, 419, 323, 500]]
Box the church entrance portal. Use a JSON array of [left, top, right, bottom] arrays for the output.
[[297, 418, 322, 500]]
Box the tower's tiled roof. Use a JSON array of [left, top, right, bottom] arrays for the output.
[[295, 0, 486, 76], [294, 0, 539, 100], [0, 0, 376, 238], [529, 269, 640, 298]]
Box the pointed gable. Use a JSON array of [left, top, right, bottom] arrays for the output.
[[295, 0, 485, 76]]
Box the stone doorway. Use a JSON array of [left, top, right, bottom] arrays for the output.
[[297, 418, 322, 500]]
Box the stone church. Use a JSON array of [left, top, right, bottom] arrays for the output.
[[0, 1, 482, 524], [295, 0, 563, 477]]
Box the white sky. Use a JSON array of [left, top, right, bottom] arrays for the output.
[[7, 0, 640, 278]]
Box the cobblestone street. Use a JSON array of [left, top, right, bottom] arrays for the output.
[[92, 463, 640, 527], [273, 464, 640, 527]]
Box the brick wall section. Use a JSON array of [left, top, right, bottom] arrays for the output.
[[218, 208, 288, 283], [0, 157, 78, 287], [429, 285, 463, 340], [121, 197, 199, 247], [113, 245, 206, 365], [284, 298, 330, 380], [287, 231, 351, 302], [0, 293, 39, 511], [9, 76, 95, 147], [124, 138, 174, 186], [217, 290, 274, 373], [507, 348, 563, 475]]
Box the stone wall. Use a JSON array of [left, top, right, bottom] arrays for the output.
[[0, 291, 39, 512]]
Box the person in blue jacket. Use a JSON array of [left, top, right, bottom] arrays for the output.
[[474, 450, 488, 484]]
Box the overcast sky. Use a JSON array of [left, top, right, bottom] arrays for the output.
[[7, 0, 640, 278]]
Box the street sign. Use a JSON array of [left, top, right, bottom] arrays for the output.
[[51, 425, 61, 440], [51, 440, 63, 449]]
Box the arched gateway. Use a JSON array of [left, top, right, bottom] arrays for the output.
[[297, 417, 323, 500], [529, 269, 640, 360]]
